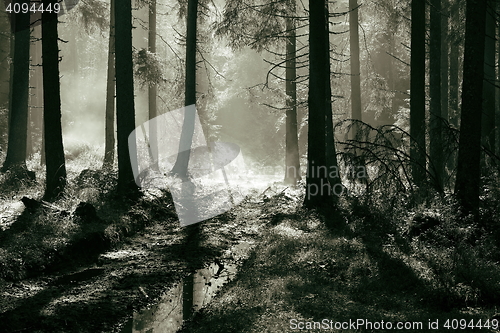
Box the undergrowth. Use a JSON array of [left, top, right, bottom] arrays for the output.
[[0, 145, 177, 281], [181, 188, 498, 333]]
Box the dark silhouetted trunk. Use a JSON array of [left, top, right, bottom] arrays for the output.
[[115, 0, 138, 193], [349, 0, 361, 137], [441, 3, 449, 124], [448, 0, 460, 128], [496, 0, 500, 162], [42, 0, 66, 200], [284, 0, 301, 185], [2, 3, 30, 172], [0, 8, 10, 108], [455, 0, 487, 218], [171, 0, 198, 179], [481, 0, 495, 163], [324, 5, 341, 193], [429, 0, 443, 192], [441, 2, 451, 177], [305, 0, 339, 209], [410, 0, 426, 186], [103, 0, 115, 169]]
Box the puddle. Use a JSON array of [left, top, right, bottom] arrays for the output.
[[120, 242, 251, 333]]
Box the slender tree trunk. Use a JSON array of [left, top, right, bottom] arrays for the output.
[[496, 0, 500, 163], [7, 25, 14, 114], [455, 0, 487, 218], [441, 2, 450, 179], [27, 25, 42, 158], [0, 7, 10, 108], [1, 3, 30, 172], [410, 0, 426, 187], [304, 0, 337, 209], [115, 0, 138, 193], [441, 3, 449, 127], [171, 0, 198, 179], [481, 0, 495, 164], [42, 0, 66, 200], [448, 0, 460, 128], [34, 25, 43, 161], [349, 0, 361, 137], [284, 0, 301, 185], [324, 4, 342, 193], [148, 0, 158, 169], [103, 0, 115, 169], [429, 0, 443, 191]]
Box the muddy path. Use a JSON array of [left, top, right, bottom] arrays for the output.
[[0, 192, 284, 333]]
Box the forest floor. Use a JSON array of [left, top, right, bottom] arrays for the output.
[[0, 148, 297, 332], [177, 200, 500, 333], [1, 152, 500, 332], [0, 181, 282, 332]]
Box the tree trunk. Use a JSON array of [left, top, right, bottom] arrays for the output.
[[0, 7, 10, 108], [429, 0, 443, 191], [171, 0, 198, 179], [42, 0, 66, 200], [349, 0, 361, 137], [1, 3, 30, 172], [115, 0, 138, 193], [454, 0, 487, 218], [496, 0, 500, 163], [481, 0, 495, 164], [103, 0, 116, 169], [148, 0, 158, 170], [324, 4, 342, 193], [448, 0, 460, 128], [441, 1, 450, 179], [410, 0, 426, 187], [304, 0, 337, 209], [284, 0, 301, 186]]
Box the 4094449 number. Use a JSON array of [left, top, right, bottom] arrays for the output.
[[5, 2, 61, 14]]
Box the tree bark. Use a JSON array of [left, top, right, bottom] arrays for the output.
[[1, 3, 30, 172], [441, 1, 451, 177], [448, 0, 460, 128], [284, 0, 301, 185], [481, 0, 495, 163], [429, 0, 443, 191], [148, 0, 158, 170], [171, 0, 198, 179], [103, 0, 115, 169], [115, 0, 138, 193], [304, 0, 337, 209], [0, 7, 10, 108], [42, 0, 66, 200], [349, 0, 361, 137], [454, 0, 487, 218], [496, 0, 500, 162], [410, 0, 426, 187]]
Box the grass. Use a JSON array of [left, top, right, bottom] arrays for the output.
[[0, 144, 177, 281], [180, 187, 500, 333], [2, 141, 500, 332]]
